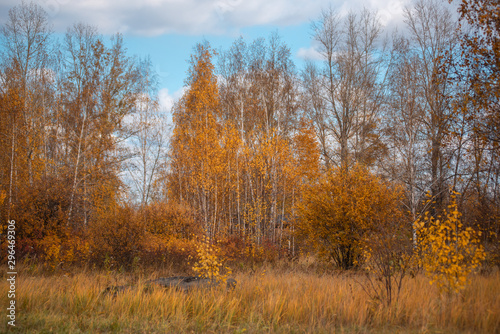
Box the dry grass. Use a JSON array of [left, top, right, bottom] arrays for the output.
[[0, 266, 498, 333]]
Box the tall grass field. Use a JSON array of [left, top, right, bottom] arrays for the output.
[[1, 267, 499, 333]]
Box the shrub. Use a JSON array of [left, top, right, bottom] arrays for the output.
[[296, 164, 405, 270], [142, 201, 202, 239], [192, 235, 231, 283], [140, 233, 197, 271], [88, 205, 144, 269], [360, 219, 414, 305], [416, 192, 486, 295]]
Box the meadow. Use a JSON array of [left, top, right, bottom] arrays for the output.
[[1, 264, 499, 333]]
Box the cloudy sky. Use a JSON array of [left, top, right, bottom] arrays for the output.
[[0, 0, 410, 111]]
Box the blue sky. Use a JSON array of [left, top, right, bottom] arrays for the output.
[[0, 0, 410, 110], [124, 22, 315, 109]]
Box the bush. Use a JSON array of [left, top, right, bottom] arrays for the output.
[[88, 205, 144, 269], [142, 201, 202, 239], [361, 219, 414, 305], [10, 176, 71, 259], [191, 235, 232, 282], [296, 165, 405, 270], [416, 192, 486, 295], [140, 233, 197, 271]]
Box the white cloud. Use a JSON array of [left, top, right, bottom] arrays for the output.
[[376, 0, 408, 28], [0, 0, 410, 36], [158, 88, 175, 112], [297, 45, 324, 61], [158, 87, 187, 112]]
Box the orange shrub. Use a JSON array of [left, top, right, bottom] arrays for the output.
[[142, 201, 202, 239], [87, 205, 144, 269], [296, 165, 405, 270], [140, 233, 197, 271]]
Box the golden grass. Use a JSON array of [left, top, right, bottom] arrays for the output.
[[1, 267, 498, 333]]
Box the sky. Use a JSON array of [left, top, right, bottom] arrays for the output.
[[0, 0, 411, 112]]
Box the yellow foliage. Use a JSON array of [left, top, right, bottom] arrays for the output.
[[40, 234, 62, 270], [416, 192, 486, 294], [192, 235, 232, 283], [143, 201, 201, 239], [38, 232, 87, 270], [296, 164, 404, 269]]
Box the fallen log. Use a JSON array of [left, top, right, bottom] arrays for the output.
[[146, 276, 237, 292], [103, 276, 236, 297]]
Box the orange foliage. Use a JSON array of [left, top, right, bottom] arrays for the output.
[[296, 165, 405, 269], [87, 205, 144, 269], [143, 201, 201, 239]]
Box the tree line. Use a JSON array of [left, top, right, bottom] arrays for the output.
[[0, 0, 498, 272]]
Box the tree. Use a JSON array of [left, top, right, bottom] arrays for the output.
[[59, 24, 138, 227], [452, 0, 499, 144], [217, 34, 306, 248], [0, 2, 182, 269], [402, 0, 460, 215], [168, 43, 225, 238], [307, 8, 388, 170], [125, 57, 168, 207], [447, 0, 500, 264], [302, 61, 330, 168], [218, 33, 299, 138], [0, 1, 54, 222], [385, 34, 427, 229], [296, 164, 404, 269]]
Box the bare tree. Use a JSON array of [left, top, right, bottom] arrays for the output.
[[308, 7, 388, 170], [301, 61, 330, 168], [402, 0, 460, 215], [126, 57, 169, 207], [384, 34, 428, 242]]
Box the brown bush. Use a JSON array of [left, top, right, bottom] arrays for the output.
[[87, 205, 144, 269], [139, 233, 198, 272], [5, 176, 71, 261]]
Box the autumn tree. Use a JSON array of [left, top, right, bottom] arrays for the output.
[[452, 0, 499, 143], [166, 36, 319, 259], [0, 2, 70, 262], [296, 164, 405, 269], [0, 2, 173, 268], [0, 1, 54, 223], [216, 34, 310, 250], [446, 0, 500, 263], [59, 24, 138, 228], [0, 80, 23, 224], [168, 43, 226, 238], [0, 9, 142, 265]]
